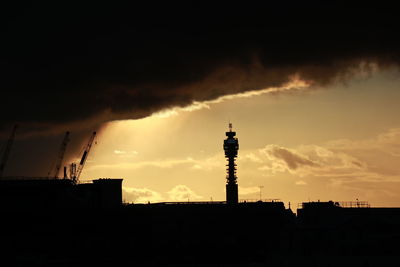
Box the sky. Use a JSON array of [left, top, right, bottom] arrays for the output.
[[81, 68, 400, 207], [1, 3, 400, 208]]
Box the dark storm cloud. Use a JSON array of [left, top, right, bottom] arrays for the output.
[[1, 3, 399, 136]]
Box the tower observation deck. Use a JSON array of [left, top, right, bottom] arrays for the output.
[[223, 123, 239, 204]]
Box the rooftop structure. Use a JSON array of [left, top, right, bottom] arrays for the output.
[[0, 177, 122, 209]]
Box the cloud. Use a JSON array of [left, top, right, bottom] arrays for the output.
[[258, 162, 287, 174], [155, 77, 310, 118], [322, 128, 400, 178], [167, 185, 202, 202], [295, 181, 307, 186], [88, 154, 224, 172], [260, 144, 319, 171], [123, 187, 163, 203], [189, 154, 224, 171], [327, 128, 400, 157], [240, 153, 264, 164], [238, 186, 260, 195], [123, 184, 203, 203], [113, 150, 139, 158], [2, 5, 400, 137], [252, 128, 400, 193], [88, 158, 195, 171], [114, 150, 139, 155], [258, 144, 367, 178]]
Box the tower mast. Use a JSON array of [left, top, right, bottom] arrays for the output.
[[223, 123, 239, 204]]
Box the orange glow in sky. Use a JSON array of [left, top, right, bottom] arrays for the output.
[[81, 68, 400, 208]]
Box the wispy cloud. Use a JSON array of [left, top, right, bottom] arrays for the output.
[[114, 150, 138, 155], [88, 157, 196, 171], [123, 187, 163, 203], [258, 144, 367, 178], [113, 150, 139, 158], [154, 76, 311, 118], [295, 180, 307, 186], [327, 128, 400, 157], [260, 144, 319, 171], [123, 184, 203, 203], [88, 154, 224, 172], [238, 186, 260, 195], [239, 153, 263, 163], [167, 185, 202, 202]]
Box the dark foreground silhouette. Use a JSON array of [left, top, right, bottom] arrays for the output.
[[1, 199, 400, 266]]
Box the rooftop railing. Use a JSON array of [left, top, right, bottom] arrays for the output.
[[240, 199, 281, 203], [298, 200, 370, 209]]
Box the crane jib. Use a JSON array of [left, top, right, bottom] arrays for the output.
[[80, 151, 88, 165]]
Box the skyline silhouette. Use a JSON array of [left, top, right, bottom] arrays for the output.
[[1, 3, 400, 266]]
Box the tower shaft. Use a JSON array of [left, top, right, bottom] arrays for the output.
[[223, 124, 239, 204]]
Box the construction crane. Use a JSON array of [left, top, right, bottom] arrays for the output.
[[0, 124, 18, 178], [48, 131, 70, 179], [72, 131, 96, 184]]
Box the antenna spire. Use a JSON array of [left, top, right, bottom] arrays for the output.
[[229, 122, 232, 132]]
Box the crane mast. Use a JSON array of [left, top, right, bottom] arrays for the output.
[[72, 131, 96, 184], [51, 131, 70, 179], [0, 125, 18, 178]]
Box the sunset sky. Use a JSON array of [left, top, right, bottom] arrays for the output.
[[1, 3, 400, 208], [81, 68, 400, 207]]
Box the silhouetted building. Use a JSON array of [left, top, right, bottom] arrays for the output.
[[0, 177, 122, 209], [223, 123, 239, 204], [92, 178, 123, 208]]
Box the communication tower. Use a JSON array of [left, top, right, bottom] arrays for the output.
[[223, 123, 239, 204]]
